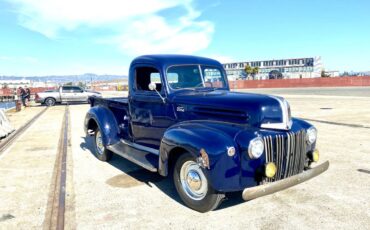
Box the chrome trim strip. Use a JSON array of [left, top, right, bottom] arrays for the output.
[[284, 133, 291, 178], [121, 139, 159, 155], [263, 130, 307, 181]]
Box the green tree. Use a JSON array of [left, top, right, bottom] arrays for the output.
[[244, 65, 253, 79], [251, 67, 259, 79], [64, 82, 73, 86]]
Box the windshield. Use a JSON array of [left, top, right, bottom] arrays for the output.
[[167, 65, 227, 90]]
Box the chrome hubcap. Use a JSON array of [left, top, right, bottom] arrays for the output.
[[95, 131, 104, 155], [180, 161, 208, 200], [187, 170, 202, 191]]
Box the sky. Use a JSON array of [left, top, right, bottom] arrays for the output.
[[0, 0, 369, 76]]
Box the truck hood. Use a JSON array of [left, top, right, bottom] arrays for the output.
[[171, 89, 292, 130]]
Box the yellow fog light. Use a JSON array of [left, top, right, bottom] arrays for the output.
[[265, 162, 277, 178], [313, 149, 320, 162]]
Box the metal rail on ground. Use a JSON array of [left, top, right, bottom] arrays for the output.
[[43, 105, 69, 230]]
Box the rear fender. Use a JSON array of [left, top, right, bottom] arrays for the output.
[[84, 106, 120, 146]]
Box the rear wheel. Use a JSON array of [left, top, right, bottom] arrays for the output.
[[173, 152, 224, 212], [45, 98, 56, 106], [94, 128, 112, 162]]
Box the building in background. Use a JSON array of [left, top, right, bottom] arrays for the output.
[[223, 56, 323, 80], [0, 79, 31, 88]]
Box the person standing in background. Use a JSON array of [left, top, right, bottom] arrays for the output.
[[25, 87, 31, 103], [18, 87, 27, 107]]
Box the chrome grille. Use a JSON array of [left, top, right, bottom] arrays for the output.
[[263, 130, 306, 182]]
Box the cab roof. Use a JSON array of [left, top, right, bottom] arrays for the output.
[[130, 54, 222, 68]]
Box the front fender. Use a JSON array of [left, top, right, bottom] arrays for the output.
[[84, 106, 120, 146], [159, 121, 242, 192]]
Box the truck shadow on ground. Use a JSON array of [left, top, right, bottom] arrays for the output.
[[80, 136, 245, 211]]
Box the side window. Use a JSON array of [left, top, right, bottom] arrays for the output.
[[71, 87, 83, 92], [135, 67, 162, 92], [202, 67, 226, 88], [62, 86, 72, 93], [203, 68, 222, 83]]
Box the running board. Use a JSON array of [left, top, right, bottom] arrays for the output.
[[106, 141, 158, 172]]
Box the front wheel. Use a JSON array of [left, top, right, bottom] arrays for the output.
[[93, 128, 112, 162], [173, 152, 224, 212]]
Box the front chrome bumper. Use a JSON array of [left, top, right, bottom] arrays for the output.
[[242, 160, 329, 201]]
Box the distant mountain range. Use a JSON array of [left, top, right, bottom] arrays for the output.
[[0, 73, 128, 83]]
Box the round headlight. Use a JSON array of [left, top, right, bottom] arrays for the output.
[[306, 127, 317, 144], [248, 137, 264, 159]]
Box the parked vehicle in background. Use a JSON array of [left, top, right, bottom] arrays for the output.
[[84, 54, 329, 212], [35, 86, 102, 106]]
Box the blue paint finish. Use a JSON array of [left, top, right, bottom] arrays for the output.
[[170, 90, 282, 127], [84, 54, 319, 193], [85, 105, 120, 146], [159, 121, 241, 191]]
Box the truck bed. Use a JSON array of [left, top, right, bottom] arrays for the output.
[[88, 95, 159, 172], [89, 96, 130, 140], [90, 96, 128, 107]]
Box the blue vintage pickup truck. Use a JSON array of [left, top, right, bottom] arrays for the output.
[[84, 55, 329, 212]]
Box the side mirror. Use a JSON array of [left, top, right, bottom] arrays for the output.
[[148, 82, 165, 103], [148, 82, 156, 91]]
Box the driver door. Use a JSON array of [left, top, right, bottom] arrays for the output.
[[71, 86, 87, 102], [129, 65, 175, 149]]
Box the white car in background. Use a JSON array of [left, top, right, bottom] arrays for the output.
[[35, 86, 102, 106]]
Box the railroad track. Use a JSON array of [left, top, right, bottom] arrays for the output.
[[0, 107, 49, 154], [44, 105, 70, 230], [0, 105, 71, 229]]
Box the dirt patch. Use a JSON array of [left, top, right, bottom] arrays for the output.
[[358, 169, 370, 175], [25, 147, 53, 151], [106, 174, 144, 188], [0, 214, 15, 222], [106, 169, 163, 188]]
